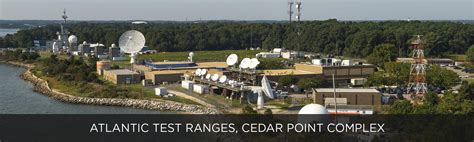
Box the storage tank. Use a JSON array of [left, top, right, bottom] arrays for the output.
[[193, 84, 209, 94], [96, 61, 111, 76]]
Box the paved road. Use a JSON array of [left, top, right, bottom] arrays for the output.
[[167, 90, 216, 108]]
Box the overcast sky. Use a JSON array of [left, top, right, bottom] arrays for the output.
[[0, 0, 472, 21]]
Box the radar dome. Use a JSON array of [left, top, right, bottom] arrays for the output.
[[68, 35, 77, 43], [111, 44, 116, 47], [298, 104, 328, 115]]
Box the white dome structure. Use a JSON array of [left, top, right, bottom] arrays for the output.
[[68, 35, 78, 43], [298, 104, 328, 115]]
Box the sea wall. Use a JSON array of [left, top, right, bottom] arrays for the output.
[[7, 61, 218, 114]]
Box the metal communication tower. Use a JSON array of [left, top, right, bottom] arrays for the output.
[[407, 35, 428, 102], [294, 0, 302, 58], [62, 8, 68, 23], [295, 0, 301, 22], [288, 0, 294, 22]]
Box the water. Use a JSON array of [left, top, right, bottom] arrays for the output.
[[0, 64, 167, 114], [0, 28, 20, 37]]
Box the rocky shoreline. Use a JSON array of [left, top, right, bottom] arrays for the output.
[[4, 61, 219, 114]]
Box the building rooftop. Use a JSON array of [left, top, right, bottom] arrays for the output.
[[262, 69, 317, 76], [196, 62, 228, 68], [151, 61, 194, 65], [314, 88, 380, 93], [427, 58, 454, 61], [146, 70, 193, 75], [107, 69, 139, 75]]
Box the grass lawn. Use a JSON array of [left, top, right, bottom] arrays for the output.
[[138, 50, 264, 62]]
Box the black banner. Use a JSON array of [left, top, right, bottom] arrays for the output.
[[0, 115, 472, 142]]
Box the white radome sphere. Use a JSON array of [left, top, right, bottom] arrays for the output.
[[68, 35, 78, 43], [298, 104, 328, 115]]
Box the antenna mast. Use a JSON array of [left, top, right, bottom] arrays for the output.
[[295, 0, 302, 58], [407, 35, 428, 103], [288, 0, 294, 22]]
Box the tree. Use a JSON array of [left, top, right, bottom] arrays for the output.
[[278, 76, 298, 91], [297, 77, 326, 91], [367, 43, 398, 67], [387, 100, 413, 114], [427, 65, 460, 89], [466, 45, 474, 62]]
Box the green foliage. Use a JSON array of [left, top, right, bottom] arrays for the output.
[[427, 65, 460, 88], [388, 83, 474, 114], [39, 55, 99, 83], [257, 58, 287, 70], [366, 62, 459, 89], [466, 45, 474, 62], [5, 20, 474, 57], [365, 62, 410, 86], [241, 105, 257, 114], [297, 77, 326, 91], [278, 76, 298, 87], [387, 100, 413, 114], [367, 44, 397, 67], [2, 49, 39, 61], [138, 50, 262, 62]]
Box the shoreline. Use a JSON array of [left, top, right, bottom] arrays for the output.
[[1, 61, 219, 114]]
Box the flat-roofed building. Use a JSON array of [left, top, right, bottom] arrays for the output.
[[313, 88, 382, 106], [427, 58, 454, 66], [103, 69, 140, 84], [145, 70, 191, 85], [397, 58, 454, 66], [295, 63, 375, 86], [142, 61, 227, 71], [260, 69, 320, 81]]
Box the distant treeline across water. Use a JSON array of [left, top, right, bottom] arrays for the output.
[[1, 20, 473, 58]]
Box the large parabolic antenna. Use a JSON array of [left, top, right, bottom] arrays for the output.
[[119, 30, 145, 53], [249, 58, 260, 69], [239, 58, 251, 69], [226, 54, 238, 66]]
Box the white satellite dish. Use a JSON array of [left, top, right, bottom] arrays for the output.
[[119, 30, 145, 54], [195, 69, 202, 76], [219, 75, 227, 83], [249, 58, 260, 69], [205, 74, 211, 80], [211, 74, 219, 81], [226, 54, 238, 66], [201, 69, 207, 76], [240, 58, 251, 69]]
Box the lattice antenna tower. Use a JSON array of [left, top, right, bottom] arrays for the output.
[[288, 0, 294, 22], [295, 0, 302, 58], [407, 35, 428, 103]]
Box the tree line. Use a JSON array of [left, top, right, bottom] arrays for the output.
[[1, 20, 473, 58]]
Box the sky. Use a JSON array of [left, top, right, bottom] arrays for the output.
[[0, 0, 473, 21]]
